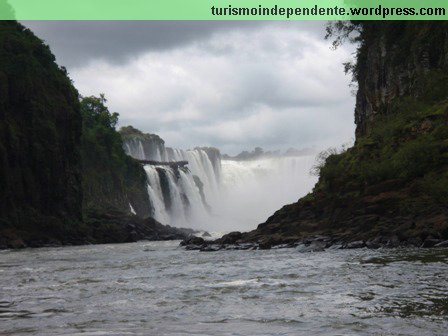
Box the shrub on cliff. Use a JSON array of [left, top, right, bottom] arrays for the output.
[[80, 95, 152, 218]]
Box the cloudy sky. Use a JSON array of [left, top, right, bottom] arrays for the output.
[[23, 21, 356, 155]]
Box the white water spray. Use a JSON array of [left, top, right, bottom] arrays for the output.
[[213, 156, 317, 231], [123, 136, 317, 232]]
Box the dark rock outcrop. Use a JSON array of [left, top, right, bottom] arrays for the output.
[[218, 231, 243, 244], [0, 209, 191, 249], [180, 236, 205, 246], [83, 209, 190, 244]]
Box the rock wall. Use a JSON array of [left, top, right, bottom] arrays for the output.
[[355, 22, 448, 136], [80, 102, 153, 219], [242, 22, 448, 247], [0, 23, 189, 248], [120, 125, 166, 161], [0, 21, 83, 244]]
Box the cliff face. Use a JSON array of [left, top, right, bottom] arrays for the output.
[[244, 22, 448, 246], [80, 97, 152, 219], [355, 22, 448, 136], [0, 21, 83, 245], [0, 23, 190, 248], [120, 125, 166, 161]]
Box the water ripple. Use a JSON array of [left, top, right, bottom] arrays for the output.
[[0, 242, 447, 335]]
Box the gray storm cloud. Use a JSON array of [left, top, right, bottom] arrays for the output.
[[23, 21, 356, 155]]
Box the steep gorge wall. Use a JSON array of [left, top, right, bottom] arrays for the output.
[[0, 21, 83, 244], [0, 23, 188, 248], [81, 108, 152, 219], [355, 22, 448, 136], [244, 22, 448, 245]]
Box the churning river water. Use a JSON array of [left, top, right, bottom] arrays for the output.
[[1, 241, 447, 336]]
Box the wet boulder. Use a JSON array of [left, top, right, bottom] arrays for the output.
[[407, 237, 423, 247], [219, 231, 242, 244], [258, 240, 272, 250], [421, 238, 442, 248], [365, 237, 382, 249], [180, 236, 205, 246]]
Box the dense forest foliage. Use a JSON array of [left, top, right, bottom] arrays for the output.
[[80, 95, 152, 218], [0, 21, 83, 246]]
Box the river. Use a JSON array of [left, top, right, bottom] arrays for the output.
[[1, 241, 447, 335]]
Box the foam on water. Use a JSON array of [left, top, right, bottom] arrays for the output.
[[1, 243, 447, 335]]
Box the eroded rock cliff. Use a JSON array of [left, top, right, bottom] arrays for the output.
[[0, 21, 83, 246]]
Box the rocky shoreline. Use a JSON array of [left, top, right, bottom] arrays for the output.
[[180, 232, 448, 252], [183, 22, 448, 250], [0, 210, 194, 250]]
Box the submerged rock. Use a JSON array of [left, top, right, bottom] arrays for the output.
[[345, 241, 366, 249], [296, 241, 327, 253], [200, 245, 222, 252], [258, 240, 272, 250], [434, 240, 448, 248], [365, 238, 382, 249], [185, 244, 203, 251], [421, 239, 442, 248]]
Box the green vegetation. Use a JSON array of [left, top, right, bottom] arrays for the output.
[[326, 22, 448, 86], [314, 21, 448, 218], [0, 21, 187, 248], [315, 97, 448, 209], [0, 21, 83, 245], [120, 125, 165, 144], [80, 95, 152, 218]]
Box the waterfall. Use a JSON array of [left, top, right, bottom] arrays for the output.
[[123, 139, 146, 160], [122, 133, 316, 232], [143, 165, 170, 224], [213, 156, 317, 231], [126, 137, 219, 229], [142, 164, 211, 229]]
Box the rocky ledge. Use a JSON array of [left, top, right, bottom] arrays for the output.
[[0, 210, 193, 250], [180, 231, 448, 252]]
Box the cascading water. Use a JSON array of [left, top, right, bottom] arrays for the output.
[[215, 156, 317, 231], [122, 131, 317, 232], [123, 137, 220, 229], [143, 165, 170, 224]]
